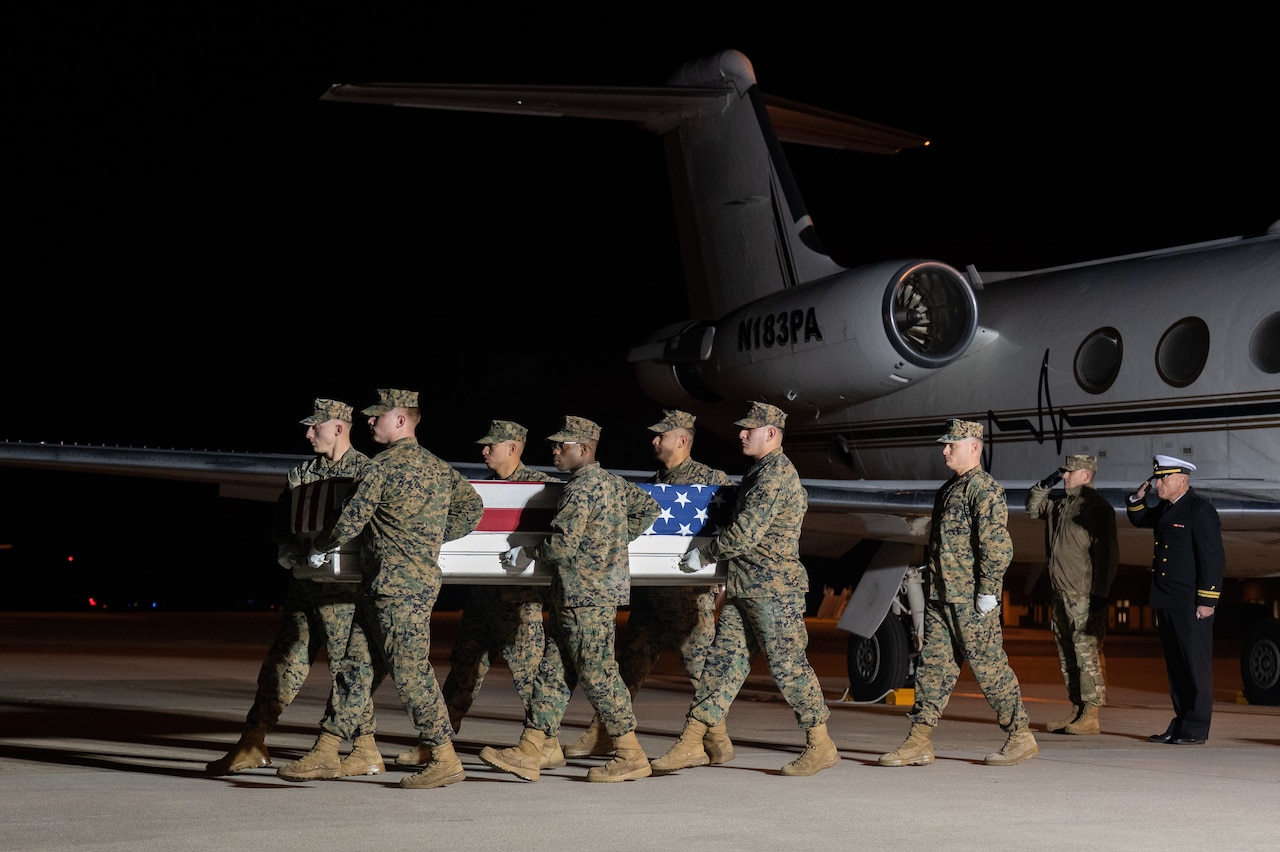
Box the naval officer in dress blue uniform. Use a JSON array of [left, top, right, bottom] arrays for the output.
[[1126, 454, 1224, 744]]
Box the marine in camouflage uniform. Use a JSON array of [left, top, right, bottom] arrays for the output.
[[435, 421, 559, 752], [879, 418, 1037, 768], [205, 398, 373, 776], [1026, 453, 1118, 735], [567, 409, 737, 762], [651, 402, 839, 777], [479, 415, 660, 783], [280, 389, 484, 790]]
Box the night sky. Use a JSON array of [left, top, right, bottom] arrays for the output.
[[5, 8, 1275, 608]]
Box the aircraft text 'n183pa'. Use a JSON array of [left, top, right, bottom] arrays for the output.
[[3, 50, 1277, 703]]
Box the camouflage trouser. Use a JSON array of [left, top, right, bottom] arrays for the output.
[[689, 592, 830, 730], [617, 585, 717, 694], [242, 578, 363, 734], [441, 584, 546, 720], [910, 599, 1029, 731], [1051, 591, 1107, 706], [325, 589, 450, 745], [528, 603, 636, 739]]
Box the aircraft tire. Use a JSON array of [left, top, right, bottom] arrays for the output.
[[1240, 617, 1280, 706], [845, 615, 911, 702]]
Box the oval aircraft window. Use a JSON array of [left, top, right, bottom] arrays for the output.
[[1074, 327, 1122, 394], [1156, 316, 1210, 387], [1250, 311, 1280, 374]]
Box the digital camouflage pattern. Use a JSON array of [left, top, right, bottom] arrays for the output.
[[1026, 477, 1118, 706], [313, 437, 483, 595], [525, 463, 660, 738], [699, 448, 807, 599], [299, 398, 354, 426], [243, 447, 372, 737], [475, 419, 528, 444], [316, 437, 482, 746], [686, 447, 830, 730], [443, 463, 559, 723], [909, 465, 1029, 731], [647, 409, 697, 432], [530, 462, 659, 607], [618, 457, 735, 694], [923, 467, 1013, 603]]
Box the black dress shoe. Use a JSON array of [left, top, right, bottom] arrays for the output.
[[1172, 736, 1205, 745], [1147, 732, 1176, 743]]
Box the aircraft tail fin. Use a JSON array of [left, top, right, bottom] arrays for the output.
[[320, 49, 929, 319]]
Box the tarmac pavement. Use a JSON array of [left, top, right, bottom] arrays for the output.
[[1, 610, 1277, 851]]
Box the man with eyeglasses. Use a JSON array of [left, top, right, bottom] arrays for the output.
[[1026, 454, 1119, 736], [1127, 454, 1224, 745], [479, 415, 660, 783]]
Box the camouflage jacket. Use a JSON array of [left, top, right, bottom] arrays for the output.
[[653, 457, 733, 487], [488, 463, 559, 483], [315, 437, 482, 595], [1025, 481, 1118, 598], [700, 448, 807, 598], [531, 462, 660, 607], [271, 447, 370, 546], [924, 466, 1013, 604]]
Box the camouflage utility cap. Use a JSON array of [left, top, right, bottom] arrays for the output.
[[648, 409, 696, 433], [362, 388, 419, 416], [1153, 454, 1196, 476], [546, 415, 601, 443], [937, 418, 984, 443], [300, 398, 354, 425], [477, 419, 528, 445], [1061, 454, 1097, 473], [734, 401, 787, 429]]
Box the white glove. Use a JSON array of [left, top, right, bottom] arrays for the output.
[[276, 545, 299, 571], [976, 594, 998, 614], [679, 549, 705, 573], [307, 547, 331, 570], [501, 546, 532, 570]]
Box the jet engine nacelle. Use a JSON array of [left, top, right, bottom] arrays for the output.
[[632, 260, 978, 413]]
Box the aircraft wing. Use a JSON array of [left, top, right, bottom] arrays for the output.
[[5, 443, 1275, 576], [319, 83, 930, 155]]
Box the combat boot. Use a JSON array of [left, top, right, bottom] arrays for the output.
[[277, 732, 342, 781], [395, 741, 432, 766], [649, 718, 709, 773], [587, 731, 652, 782], [479, 728, 546, 782], [338, 734, 384, 777], [541, 736, 566, 769], [563, 714, 615, 758], [703, 719, 735, 765], [205, 728, 269, 774], [1046, 704, 1083, 734], [1063, 704, 1101, 735], [878, 723, 935, 767], [781, 723, 840, 776], [985, 726, 1039, 765], [400, 740, 466, 789]]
